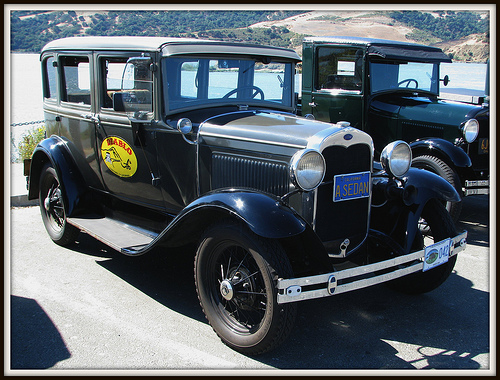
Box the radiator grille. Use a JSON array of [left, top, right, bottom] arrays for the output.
[[212, 154, 290, 196], [315, 144, 372, 255]]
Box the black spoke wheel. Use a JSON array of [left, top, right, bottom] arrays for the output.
[[387, 198, 458, 294], [194, 221, 296, 355], [412, 155, 463, 223], [39, 163, 79, 246]]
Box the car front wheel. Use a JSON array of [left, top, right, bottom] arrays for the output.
[[194, 221, 296, 355], [387, 198, 458, 294]]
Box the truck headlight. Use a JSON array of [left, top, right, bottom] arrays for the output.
[[462, 118, 479, 143], [380, 141, 412, 178], [290, 149, 326, 191]]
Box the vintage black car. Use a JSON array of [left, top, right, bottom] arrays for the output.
[[300, 36, 489, 221], [28, 37, 467, 355]]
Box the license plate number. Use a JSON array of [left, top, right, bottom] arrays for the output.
[[478, 138, 488, 154], [423, 238, 451, 272], [333, 171, 370, 202]]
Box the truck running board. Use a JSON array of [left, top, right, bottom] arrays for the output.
[[67, 215, 159, 255]]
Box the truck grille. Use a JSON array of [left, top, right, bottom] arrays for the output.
[[212, 154, 290, 196], [315, 143, 372, 257]]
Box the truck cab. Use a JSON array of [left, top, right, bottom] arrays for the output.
[[301, 36, 489, 221]]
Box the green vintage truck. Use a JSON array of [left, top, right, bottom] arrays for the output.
[[300, 36, 489, 221]]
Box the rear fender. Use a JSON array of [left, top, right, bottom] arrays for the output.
[[28, 136, 88, 216]]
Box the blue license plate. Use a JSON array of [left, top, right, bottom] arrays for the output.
[[333, 171, 370, 202]]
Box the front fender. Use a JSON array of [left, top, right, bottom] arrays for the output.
[[410, 138, 472, 169], [28, 135, 87, 216], [402, 167, 461, 204], [172, 189, 307, 240], [371, 168, 459, 253]]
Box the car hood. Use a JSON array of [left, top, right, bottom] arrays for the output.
[[199, 110, 371, 151], [371, 95, 482, 126]]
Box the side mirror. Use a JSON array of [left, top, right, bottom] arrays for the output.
[[441, 75, 450, 87]]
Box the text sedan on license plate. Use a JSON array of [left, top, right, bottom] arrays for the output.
[[333, 171, 370, 202]]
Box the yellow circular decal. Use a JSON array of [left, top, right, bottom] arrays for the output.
[[101, 136, 138, 178]]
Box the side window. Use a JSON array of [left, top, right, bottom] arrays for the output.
[[42, 56, 58, 101], [99, 57, 130, 109], [316, 47, 363, 91], [61, 56, 91, 105]]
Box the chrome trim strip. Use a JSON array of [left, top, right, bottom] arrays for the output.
[[200, 131, 305, 150], [277, 231, 467, 304], [465, 180, 489, 187], [465, 188, 489, 196]]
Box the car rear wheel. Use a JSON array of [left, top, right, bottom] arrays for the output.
[[39, 163, 79, 246], [194, 221, 296, 355], [412, 155, 463, 222]]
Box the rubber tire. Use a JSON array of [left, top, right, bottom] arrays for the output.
[[39, 163, 79, 246], [387, 198, 458, 295], [412, 155, 463, 223], [194, 221, 296, 355]]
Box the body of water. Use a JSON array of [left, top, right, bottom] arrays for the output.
[[9, 53, 489, 160]]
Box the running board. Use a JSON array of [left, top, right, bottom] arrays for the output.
[[67, 215, 159, 255]]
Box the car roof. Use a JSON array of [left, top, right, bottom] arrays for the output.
[[303, 36, 435, 49], [304, 36, 451, 63], [41, 36, 301, 61]]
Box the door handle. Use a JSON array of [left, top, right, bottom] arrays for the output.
[[81, 114, 100, 123], [309, 102, 317, 108]]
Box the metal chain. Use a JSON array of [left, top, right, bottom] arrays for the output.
[[10, 120, 45, 127]]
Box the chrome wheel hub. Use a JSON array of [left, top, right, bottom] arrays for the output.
[[220, 279, 234, 301]]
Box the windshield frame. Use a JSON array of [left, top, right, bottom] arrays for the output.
[[368, 59, 440, 96], [161, 55, 296, 116]]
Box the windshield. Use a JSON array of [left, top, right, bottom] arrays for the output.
[[163, 57, 294, 113], [369, 61, 439, 94]]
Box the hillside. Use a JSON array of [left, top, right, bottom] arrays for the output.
[[10, 9, 490, 62]]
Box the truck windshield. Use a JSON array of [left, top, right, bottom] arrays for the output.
[[369, 61, 439, 94], [163, 57, 294, 113]]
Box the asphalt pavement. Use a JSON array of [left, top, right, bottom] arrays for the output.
[[7, 164, 492, 373]]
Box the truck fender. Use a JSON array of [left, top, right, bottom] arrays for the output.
[[28, 135, 88, 216], [410, 138, 472, 169], [402, 168, 460, 252]]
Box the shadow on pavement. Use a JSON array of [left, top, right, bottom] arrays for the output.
[[10, 295, 71, 369]]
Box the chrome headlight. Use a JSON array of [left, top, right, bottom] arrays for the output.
[[380, 141, 412, 178], [462, 118, 479, 143], [290, 149, 326, 191]]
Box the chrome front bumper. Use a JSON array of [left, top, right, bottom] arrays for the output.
[[277, 231, 467, 304], [464, 180, 489, 196]]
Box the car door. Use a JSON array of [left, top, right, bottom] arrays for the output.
[[93, 52, 165, 209], [308, 45, 364, 129]]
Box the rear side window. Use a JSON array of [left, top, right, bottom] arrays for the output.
[[42, 56, 58, 101], [61, 56, 91, 105]]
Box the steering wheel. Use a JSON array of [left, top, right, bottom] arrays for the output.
[[223, 86, 264, 100], [398, 78, 419, 88]]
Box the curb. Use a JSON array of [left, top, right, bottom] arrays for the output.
[[11, 195, 39, 208]]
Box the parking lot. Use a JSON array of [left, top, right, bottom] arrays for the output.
[[8, 194, 491, 373]]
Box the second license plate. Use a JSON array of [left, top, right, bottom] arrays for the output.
[[333, 171, 370, 202]]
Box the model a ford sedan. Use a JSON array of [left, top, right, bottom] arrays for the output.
[[300, 36, 489, 221], [28, 37, 467, 355]]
